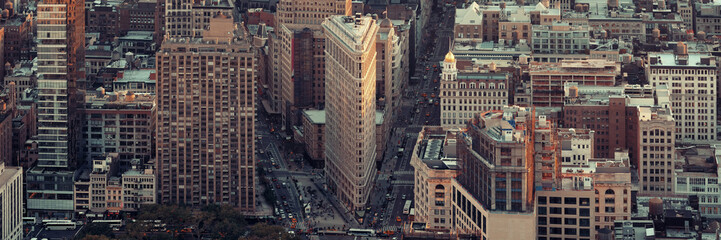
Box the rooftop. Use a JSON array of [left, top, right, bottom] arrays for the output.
[[115, 69, 156, 83], [417, 127, 460, 170], [530, 59, 620, 75], [647, 52, 717, 67], [455, 1, 482, 25]]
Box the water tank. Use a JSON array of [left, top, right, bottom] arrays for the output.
[[125, 92, 135, 102], [649, 198, 664, 216], [676, 41, 688, 55], [519, 54, 529, 64], [569, 85, 579, 97], [489, 62, 497, 72], [608, 0, 619, 8], [652, 28, 661, 40]]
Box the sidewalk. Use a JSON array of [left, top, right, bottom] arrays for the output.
[[311, 180, 360, 228]]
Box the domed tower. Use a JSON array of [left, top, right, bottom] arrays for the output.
[[442, 51, 457, 82]]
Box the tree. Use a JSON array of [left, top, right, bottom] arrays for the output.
[[82, 235, 112, 240], [247, 223, 298, 240]]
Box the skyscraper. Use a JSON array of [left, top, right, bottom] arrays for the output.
[[271, 0, 350, 128], [26, 0, 85, 219], [36, 0, 84, 169], [323, 14, 378, 212], [156, 14, 256, 211]]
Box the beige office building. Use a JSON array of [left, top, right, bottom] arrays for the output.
[[0, 162, 22, 240], [637, 106, 675, 195], [410, 127, 459, 230], [323, 15, 378, 212], [440, 52, 509, 127], [645, 48, 716, 144], [156, 15, 256, 211]]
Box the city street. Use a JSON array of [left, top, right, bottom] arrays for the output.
[[361, 4, 456, 235], [255, 3, 455, 237]]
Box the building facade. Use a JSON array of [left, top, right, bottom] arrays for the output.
[[323, 15, 378, 212], [645, 50, 717, 144], [156, 15, 256, 211], [440, 52, 509, 127], [452, 106, 537, 238], [410, 127, 459, 230], [530, 59, 618, 107], [0, 162, 22, 240], [82, 91, 155, 163], [637, 106, 675, 195], [28, 0, 85, 219]]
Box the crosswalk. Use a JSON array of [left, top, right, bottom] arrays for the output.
[[379, 225, 402, 232], [391, 180, 414, 185], [393, 170, 413, 175]]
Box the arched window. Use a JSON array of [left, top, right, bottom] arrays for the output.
[[480, 83, 486, 89], [499, 83, 506, 89], [470, 83, 476, 89], [489, 83, 496, 89], [460, 83, 466, 89], [436, 185, 445, 190], [605, 189, 615, 195]]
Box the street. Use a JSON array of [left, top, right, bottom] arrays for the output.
[[361, 3, 456, 234]]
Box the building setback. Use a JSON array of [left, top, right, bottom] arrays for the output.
[[323, 14, 378, 212], [156, 14, 255, 211]]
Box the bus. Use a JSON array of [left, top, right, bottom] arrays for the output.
[[317, 230, 347, 235], [348, 228, 376, 237], [43, 220, 77, 231], [402, 200, 412, 215], [92, 219, 123, 228], [23, 217, 36, 225]]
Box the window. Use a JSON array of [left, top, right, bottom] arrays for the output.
[[565, 208, 577, 215], [564, 197, 577, 205], [550, 197, 562, 204]]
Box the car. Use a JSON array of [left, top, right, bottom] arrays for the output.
[[430, 93, 435, 98], [425, 67, 430, 71], [396, 216, 402, 222], [275, 184, 281, 189], [425, 113, 430, 117], [283, 201, 288, 206], [402, 194, 406, 200], [272, 178, 278, 182], [425, 120, 429, 125], [288, 213, 294, 219], [281, 213, 286, 219]]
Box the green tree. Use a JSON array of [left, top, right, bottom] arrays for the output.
[[247, 223, 298, 240], [81, 235, 112, 240]]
